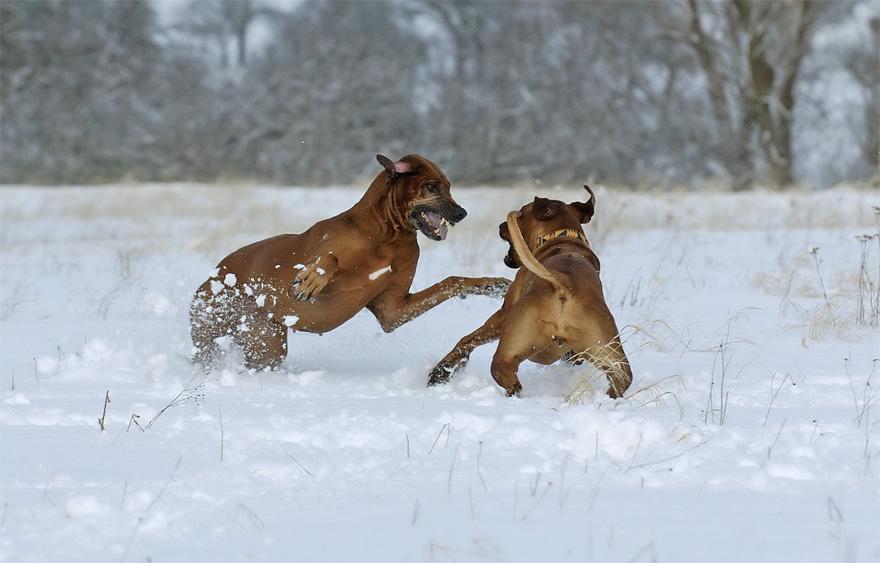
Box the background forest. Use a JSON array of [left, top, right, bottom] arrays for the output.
[[1, 0, 877, 189]]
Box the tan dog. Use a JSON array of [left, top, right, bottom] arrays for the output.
[[428, 186, 632, 398], [191, 154, 510, 371]]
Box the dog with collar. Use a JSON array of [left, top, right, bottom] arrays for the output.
[[428, 185, 632, 398]]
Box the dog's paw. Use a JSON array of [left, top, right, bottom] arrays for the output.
[[474, 277, 511, 298], [290, 256, 338, 302], [290, 280, 317, 303], [291, 265, 328, 302], [427, 364, 453, 386], [504, 381, 523, 397]]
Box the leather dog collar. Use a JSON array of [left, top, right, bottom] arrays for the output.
[[535, 229, 589, 249]]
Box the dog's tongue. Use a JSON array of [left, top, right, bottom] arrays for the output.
[[425, 211, 448, 240]]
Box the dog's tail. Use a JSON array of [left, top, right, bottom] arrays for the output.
[[506, 211, 571, 296]]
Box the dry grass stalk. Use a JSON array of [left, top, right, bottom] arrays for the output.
[[98, 390, 110, 431], [127, 413, 144, 432], [145, 373, 208, 429], [855, 206, 880, 326]]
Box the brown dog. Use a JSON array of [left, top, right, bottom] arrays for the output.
[[191, 154, 510, 371], [428, 186, 632, 398]]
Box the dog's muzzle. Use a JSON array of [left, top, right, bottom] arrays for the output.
[[504, 251, 519, 269], [410, 202, 466, 241]]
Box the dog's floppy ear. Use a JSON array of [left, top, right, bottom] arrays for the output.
[[377, 154, 398, 181], [377, 154, 417, 183], [569, 185, 596, 224], [531, 197, 562, 221], [377, 154, 418, 177]]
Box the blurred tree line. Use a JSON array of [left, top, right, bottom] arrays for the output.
[[1, 0, 876, 189]]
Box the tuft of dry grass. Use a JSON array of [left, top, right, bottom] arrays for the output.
[[855, 205, 880, 327], [565, 357, 687, 419], [622, 375, 688, 413], [620, 320, 693, 355], [562, 338, 632, 402], [564, 364, 602, 405], [804, 244, 873, 342], [808, 298, 863, 342], [756, 233, 876, 342]]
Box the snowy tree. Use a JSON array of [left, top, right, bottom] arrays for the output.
[[664, 0, 854, 188], [843, 15, 880, 175], [225, 0, 429, 184], [1, 0, 165, 183], [174, 0, 269, 69], [0, 0, 871, 188]]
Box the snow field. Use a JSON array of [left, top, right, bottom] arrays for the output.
[[0, 183, 878, 562]]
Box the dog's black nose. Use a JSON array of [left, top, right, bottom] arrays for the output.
[[450, 205, 467, 223]]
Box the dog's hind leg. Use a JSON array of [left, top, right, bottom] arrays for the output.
[[568, 305, 633, 398], [190, 287, 234, 367], [236, 310, 288, 372], [582, 335, 632, 399], [489, 350, 525, 397]]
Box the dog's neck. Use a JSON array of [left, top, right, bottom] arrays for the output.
[[533, 228, 600, 272], [534, 229, 589, 250], [355, 176, 410, 242]]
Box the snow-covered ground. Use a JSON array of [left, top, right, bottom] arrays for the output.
[[1, 182, 878, 562]]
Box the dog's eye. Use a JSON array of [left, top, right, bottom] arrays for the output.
[[425, 183, 439, 193]]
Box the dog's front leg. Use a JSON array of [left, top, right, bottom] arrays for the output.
[[428, 309, 506, 386], [368, 275, 510, 333], [291, 254, 339, 302]]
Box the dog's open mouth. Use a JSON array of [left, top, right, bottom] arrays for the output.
[[420, 210, 451, 240], [411, 208, 458, 241]]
